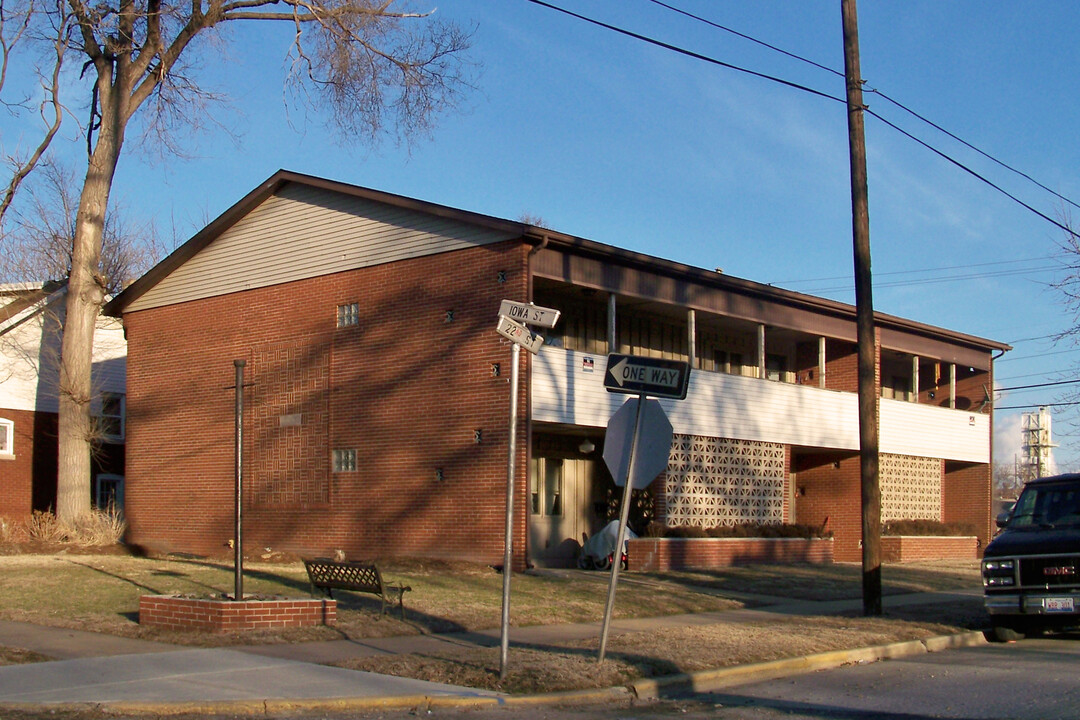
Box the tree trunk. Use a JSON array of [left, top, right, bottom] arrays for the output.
[[54, 77, 126, 522]]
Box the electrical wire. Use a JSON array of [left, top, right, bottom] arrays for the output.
[[644, 0, 1080, 213], [772, 255, 1057, 287], [523, 0, 1080, 242], [803, 264, 1057, 295], [998, 379, 1080, 392], [996, 402, 1080, 410]]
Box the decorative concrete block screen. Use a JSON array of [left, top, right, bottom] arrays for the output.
[[664, 434, 785, 527], [880, 453, 942, 522]]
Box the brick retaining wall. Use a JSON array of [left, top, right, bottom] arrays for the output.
[[627, 537, 834, 572], [138, 595, 336, 632], [880, 536, 979, 563]]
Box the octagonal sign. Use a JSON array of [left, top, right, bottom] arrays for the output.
[[602, 397, 673, 490]]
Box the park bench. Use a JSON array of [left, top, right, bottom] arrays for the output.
[[302, 557, 411, 619]]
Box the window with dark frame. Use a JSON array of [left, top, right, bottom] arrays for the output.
[[99, 394, 125, 441]]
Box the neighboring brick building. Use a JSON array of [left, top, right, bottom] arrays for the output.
[[0, 283, 127, 519], [105, 171, 1010, 565]]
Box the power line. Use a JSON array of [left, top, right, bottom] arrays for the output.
[[997, 378, 1080, 392], [996, 347, 1080, 363], [524, 0, 1079, 243], [772, 255, 1057, 287], [997, 402, 1080, 410], [644, 0, 843, 79], [803, 264, 1057, 295], [645, 0, 1080, 214], [523, 0, 841, 103]]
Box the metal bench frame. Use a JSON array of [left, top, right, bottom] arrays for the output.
[[303, 557, 411, 619]]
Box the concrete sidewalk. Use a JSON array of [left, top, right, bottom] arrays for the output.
[[0, 587, 986, 712]]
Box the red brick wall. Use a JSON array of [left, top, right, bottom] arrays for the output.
[[628, 537, 833, 571], [824, 340, 858, 392], [138, 595, 336, 632], [943, 461, 992, 548], [0, 408, 62, 518], [880, 536, 978, 563], [793, 452, 862, 562], [123, 241, 530, 566]]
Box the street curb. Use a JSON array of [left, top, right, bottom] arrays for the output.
[[0, 632, 987, 716], [628, 631, 988, 699]]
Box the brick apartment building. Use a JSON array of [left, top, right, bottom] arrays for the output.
[[104, 171, 1010, 566], [1, 282, 127, 518]]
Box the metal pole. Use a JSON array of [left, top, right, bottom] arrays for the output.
[[499, 341, 521, 679], [598, 394, 646, 663], [234, 359, 245, 601]]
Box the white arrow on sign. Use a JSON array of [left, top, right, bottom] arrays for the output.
[[608, 357, 682, 391], [496, 315, 545, 354], [498, 300, 561, 329]]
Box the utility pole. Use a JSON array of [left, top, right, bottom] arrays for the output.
[[841, 0, 882, 616]]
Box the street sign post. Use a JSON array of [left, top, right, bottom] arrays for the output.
[[494, 299, 560, 680], [603, 397, 673, 490], [604, 354, 691, 400], [596, 353, 688, 663]]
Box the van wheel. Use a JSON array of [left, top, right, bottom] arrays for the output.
[[989, 622, 1025, 643]]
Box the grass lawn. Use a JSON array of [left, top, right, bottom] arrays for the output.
[[0, 550, 988, 695]]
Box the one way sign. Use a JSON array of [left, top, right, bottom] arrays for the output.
[[604, 354, 691, 400]]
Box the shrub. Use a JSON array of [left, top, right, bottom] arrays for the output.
[[25, 510, 68, 543], [22, 507, 126, 546], [882, 519, 978, 537], [0, 516, 27, 543], [650, 522, 831, 539]]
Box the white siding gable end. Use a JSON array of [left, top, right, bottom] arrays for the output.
[[128, 183, 518, 312]]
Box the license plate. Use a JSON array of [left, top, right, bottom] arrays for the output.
[[1046, 597, 1075, 612]]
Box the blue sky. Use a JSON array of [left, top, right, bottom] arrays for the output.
[[13, 1, 1080, 470]]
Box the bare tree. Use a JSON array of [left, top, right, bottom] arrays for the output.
[[7, 1, 473, 520], [0, 0, 69, 225], [5, 163, 164, 294]]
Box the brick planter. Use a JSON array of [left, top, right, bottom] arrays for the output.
[[627, 537, 833, 572], [880, 536, 979, 563], [139, 595, 336, 633]]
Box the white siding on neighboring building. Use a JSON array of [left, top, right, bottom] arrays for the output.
[[128, 184, 518, 312], [531, 348, 989, 464], [0, 293, 126, 414]]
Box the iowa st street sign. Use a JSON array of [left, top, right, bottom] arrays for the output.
[[498, 300, 561, 329], [604, 354, 691, 400]]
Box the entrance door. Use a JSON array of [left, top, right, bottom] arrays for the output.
[[529, 457, 596, 567]]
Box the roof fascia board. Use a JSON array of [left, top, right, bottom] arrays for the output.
[[532, 234, 1010, 355]]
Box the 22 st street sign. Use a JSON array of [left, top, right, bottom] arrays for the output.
[[603, 354, 691, 400]]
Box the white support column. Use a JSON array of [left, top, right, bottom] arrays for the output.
[[818, 336, 826, 389], [911, 356, 920, 403], [607, 294, 617, 354], [757, 324, 766, 379], [687, 309, 696, 368], [950, 363, 956, 409]]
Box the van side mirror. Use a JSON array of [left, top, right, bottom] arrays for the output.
[[995, 511, 1011, 529]]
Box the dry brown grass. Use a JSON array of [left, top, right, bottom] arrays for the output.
[[338, 606, 981, 695], [16, 509, 126, 547]]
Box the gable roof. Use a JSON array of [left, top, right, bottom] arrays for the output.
[[103, 170, 1010, 357]]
